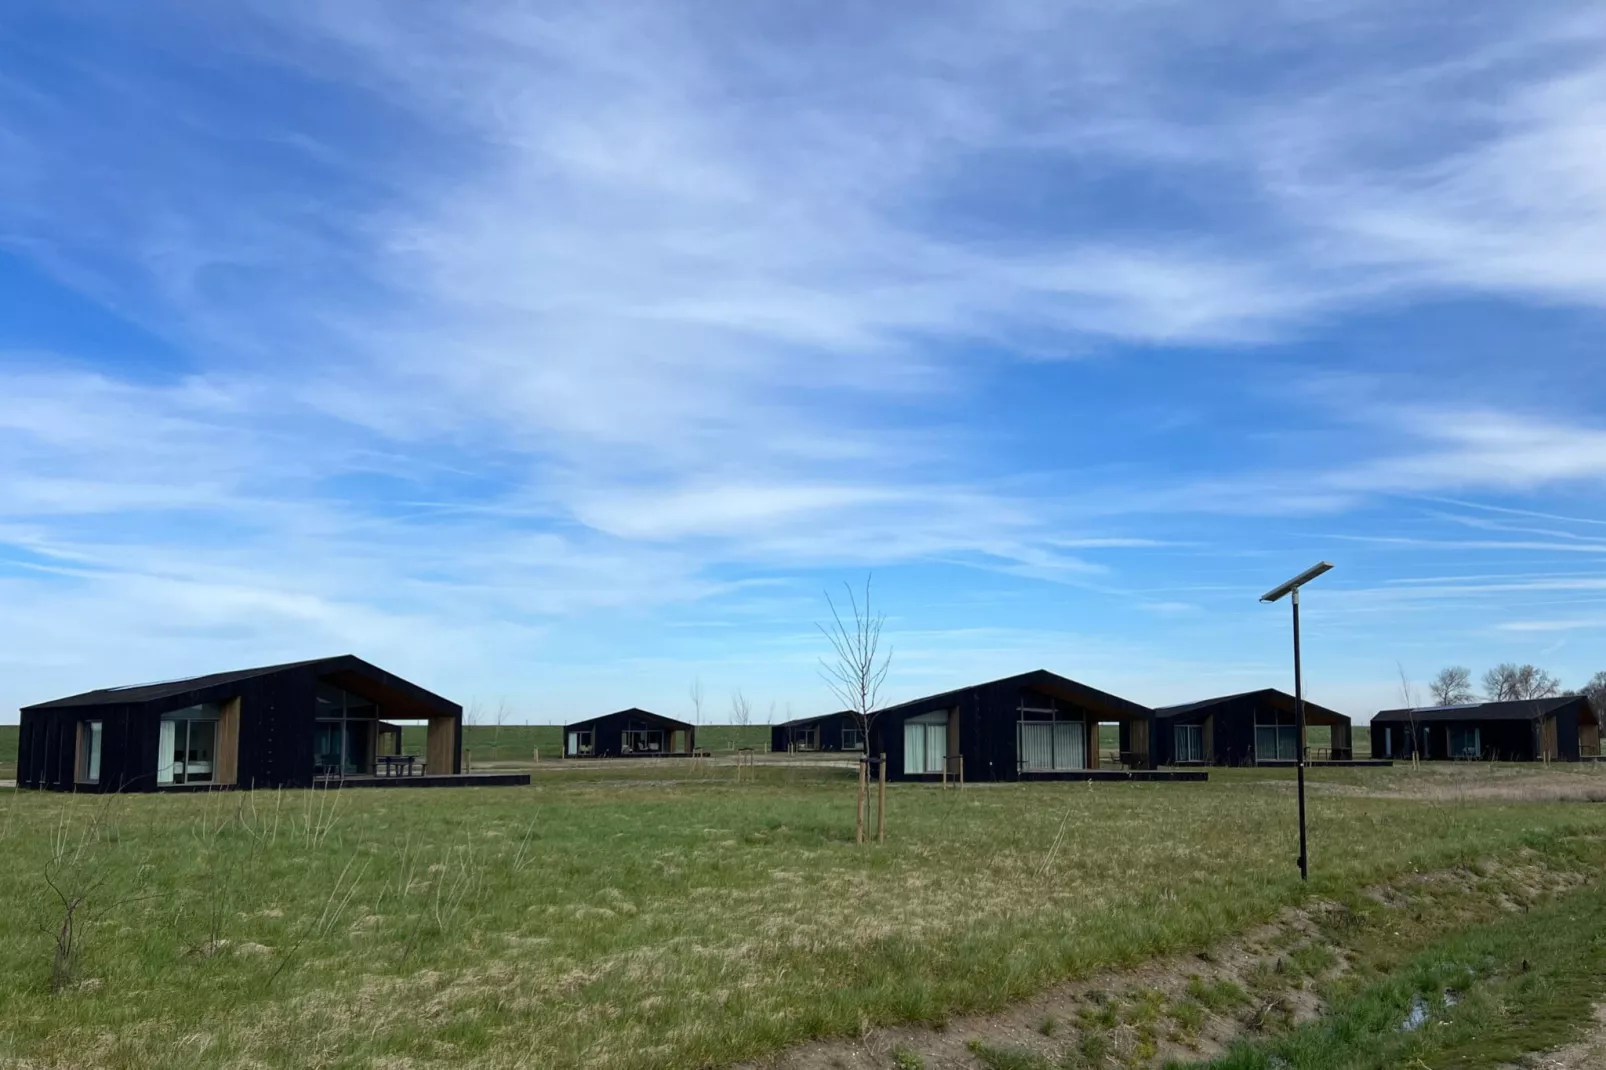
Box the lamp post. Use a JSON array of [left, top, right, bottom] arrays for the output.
[[1260, 561, 1333, 882]]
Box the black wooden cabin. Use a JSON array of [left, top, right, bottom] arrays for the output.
[[1370, 696, 1599, 761], [770, 710, 862, 753], [876, 670, 1160, 782], [1152, 689, 1353, 765], [563, 708, 696, 758], [18, 655, 462, 792]]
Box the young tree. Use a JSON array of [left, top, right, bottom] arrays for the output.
[[1584, 671, 1606, 711], [1429, 666, 1475, 706], [688, 678, 704, 726], [493, 698, 511, 744], [729, 689, 752, 728], [1396, 663, 1420, 709], [818, 574, 892, 755], [1483, 663, 1562, 701]]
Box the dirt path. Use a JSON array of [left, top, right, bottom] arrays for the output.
[[742, 858, 1586, 1070], [1513, 1004, 1606, 1069]]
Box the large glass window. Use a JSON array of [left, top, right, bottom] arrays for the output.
[[1254, 709, 1300, 762], [315, 683, 378, 776], [622, 728, 664, 753], [159, 705, 218, 785], [841, 724, 864, 751], [1449, 726, 1481, 759], [904, 713, 948, 774], [567, 729, 594, 756], [1015, 697, 1085, 773], [78, 721, 103, 783], [1174, 724, 1204, 763], [1255, 725, 1298, 761]]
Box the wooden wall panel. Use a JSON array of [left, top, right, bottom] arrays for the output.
[[427, 715, 457, 774], [215, 698, 241, 787]]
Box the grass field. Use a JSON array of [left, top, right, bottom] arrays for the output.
[[6, 760, 1606, 1069], [0, 723, 16, 780], [403, 723, 775, 764]]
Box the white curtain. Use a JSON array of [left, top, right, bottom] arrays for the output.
[[904, 720, 947, 774], [87, 722, 102, 782], [157, 719, 177, 784]]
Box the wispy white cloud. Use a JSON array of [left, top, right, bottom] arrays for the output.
[[4, 0, 1606, 714]]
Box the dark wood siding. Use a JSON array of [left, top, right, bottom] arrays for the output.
[[880, 673, 1153, 782], [563, 710, 695, 758], [18, 657, 460, 792]]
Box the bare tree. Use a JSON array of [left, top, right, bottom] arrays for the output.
[[766, 700, 777, 725], [688, 678, 704, 727], [729, 689, 752, 728], [1483, 663, 1562, 701], [493, 698, 511, 744], [464, 698, 484, 728], [818, 574, 892, 755], [1583, 671, 1606, 711], [1395, 663, 1422, 763], [1429, 666, 1475, 706]]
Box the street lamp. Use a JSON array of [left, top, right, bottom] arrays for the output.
[[1260, 560, 1333, 882]]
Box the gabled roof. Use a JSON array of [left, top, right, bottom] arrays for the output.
[[775, 710, 855, 728], [1156, 688, 1350, 725], [564, 707, 695, 731], [1371, 695, 1593, 724], [22, 655, 461, 718], [878, 669, 1152, 721]]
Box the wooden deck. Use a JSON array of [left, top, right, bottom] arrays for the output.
[[1020, 769, 1209, 782], [1255, 759, 1394, 768], [311, 772, 532, 788]]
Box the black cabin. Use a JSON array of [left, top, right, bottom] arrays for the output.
[[1370, 696, 1600, 761], [1153, 689, 1353, 765], [876, 670, 1155, 782], [563, 708, 696, 758], [771, 711, 862, 753], [18, 655, 462, 792]]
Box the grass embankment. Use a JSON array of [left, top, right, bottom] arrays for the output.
[[0, 723, 16, 779], [1200, 861, 1606, 1068], [3, 764, 1606, 1068], [398, 723, 774, 763]]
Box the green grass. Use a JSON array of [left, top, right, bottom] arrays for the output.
[[4, 764, 1606, 1068], [0, 723, 16, 780], [1194, 862, 1606, 1068]]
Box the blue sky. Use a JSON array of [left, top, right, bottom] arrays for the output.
[[3, 1, 1606, 724]]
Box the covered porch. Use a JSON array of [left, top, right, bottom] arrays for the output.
[[312, 666, 461, 780]]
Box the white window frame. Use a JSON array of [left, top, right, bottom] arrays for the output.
[[567, 729, 594, 756], [841, 724, 864, 751]]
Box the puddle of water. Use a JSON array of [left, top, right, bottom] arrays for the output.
[[1401, 995, 1431, 1032], [1401, 990, 1460, 1032]]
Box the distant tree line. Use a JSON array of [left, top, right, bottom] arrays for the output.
[[1425, 665, 1606, 708]]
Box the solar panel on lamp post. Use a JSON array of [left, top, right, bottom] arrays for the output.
[[1260, 561, 1334, 882]]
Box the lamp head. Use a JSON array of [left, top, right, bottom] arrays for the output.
[[1260, 561, 1334, 603]]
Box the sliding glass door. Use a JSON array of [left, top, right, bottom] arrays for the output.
[[158, 706, 218, 785]]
